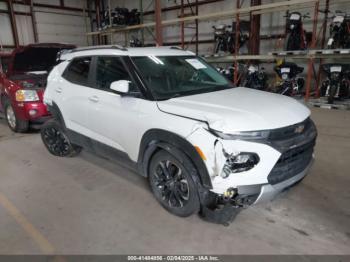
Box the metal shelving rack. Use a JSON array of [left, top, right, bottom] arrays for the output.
[[87, 0, 350, 101]]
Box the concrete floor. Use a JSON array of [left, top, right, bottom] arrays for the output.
[[0, 107, 349, 255]]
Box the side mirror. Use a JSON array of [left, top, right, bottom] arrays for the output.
[[110, 80, 130, 94]]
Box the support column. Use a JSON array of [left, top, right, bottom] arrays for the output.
[[305, 1, 319, 101], [155, 0, 163, 46], [30, 0, 38, 43], [8, 0, 19, 47], [249, 0, 261, 55]]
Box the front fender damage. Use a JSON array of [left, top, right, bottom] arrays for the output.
[[187, 125, 255, 226]]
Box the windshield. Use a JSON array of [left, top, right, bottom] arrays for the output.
[[131, 55, 233, 99]]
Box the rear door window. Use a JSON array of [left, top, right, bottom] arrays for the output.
[[63, 57, 92, 86]]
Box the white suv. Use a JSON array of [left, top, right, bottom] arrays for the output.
[[42, 46, 317, 223]]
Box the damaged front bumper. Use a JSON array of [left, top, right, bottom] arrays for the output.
[[200, 159, 313, 225]]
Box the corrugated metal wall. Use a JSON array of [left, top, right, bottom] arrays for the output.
[[0, 0, 91, 51]]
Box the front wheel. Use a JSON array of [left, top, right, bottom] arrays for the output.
[[328, 85, 337, 104], [4, 99, 29, 133], [41, 119, 81, 157], [148, 150, 200, 217]]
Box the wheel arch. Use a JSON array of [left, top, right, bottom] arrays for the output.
[[0, 92, 10, 109], [46, 102, 66, 129], [137, 129, 212, 189]]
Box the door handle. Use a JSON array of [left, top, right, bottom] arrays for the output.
[[88, 96, 99, 102], [55, 87, 62, 93]]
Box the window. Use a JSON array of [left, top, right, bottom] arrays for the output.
[[0, 57, 10, 74], [63, 57, 92, 86], [96, 56, 132, 90]]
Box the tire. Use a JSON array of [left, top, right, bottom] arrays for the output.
[[40, 119, 81, 157], [328, 85, 337, 104], [148, 150, 200, 217], [3, 99, 29, 133], [285, 32, 302, 51]]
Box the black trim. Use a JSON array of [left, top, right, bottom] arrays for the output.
[[47, 103, 66, 129], [66, 129, 138, 172], [123, 56, 154, 100], [70, 45, 128, 53], [137, 129, 212, 189]]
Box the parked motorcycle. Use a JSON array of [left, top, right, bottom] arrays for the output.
[[127, 9, 141, 26], [327, 11, 350, 49], [213, 22, 248, 54], [285, 11, 310, 51], [321, 64, 350, 104], [129, 36, 143, 47], [274, 62, 304, 96], [217, 65, 235, 81], [96, 7, 141, 30], [242, 65, 268, 91], [217, 63, 244, 85]]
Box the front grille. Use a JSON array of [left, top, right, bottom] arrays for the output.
[[267, 138, 315, 185], [268, 118, 312, 141]]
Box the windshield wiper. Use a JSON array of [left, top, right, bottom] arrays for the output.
[[166, 93, 184, 100]]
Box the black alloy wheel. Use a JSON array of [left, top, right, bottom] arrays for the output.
[[149, 150, 200, 217], [41, 120, 81, 157]]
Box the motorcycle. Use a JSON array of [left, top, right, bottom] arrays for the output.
[[321, 64, 350, 104], [111, 7, 129, 26], [274, 62, 304, 96], [217, 65, 235, 81], [217, 63, 244, 85], [96, 7, 141, 30], [127, 9, 141, 26], [285, 11, 310, 51], [242, 65, 268, 91], [213, 22, 248, 54], [327, 11, 350, 49], [129, 36, 143, 47]]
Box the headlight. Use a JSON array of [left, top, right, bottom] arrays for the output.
[[15, 90, 39, 102], [210, 129, 270, 140], [282, 73, 289, 80], [221, 152, 260, 178]]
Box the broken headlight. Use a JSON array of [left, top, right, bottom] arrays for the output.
[[221, 152, 260, 178], [211, 129, 270, 140]]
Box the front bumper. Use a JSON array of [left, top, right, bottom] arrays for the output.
[[13, 101, 50, 121], [238, 158, 313, 204]]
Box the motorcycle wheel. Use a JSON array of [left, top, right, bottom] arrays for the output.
[[328, 85, 337, 104], [285, 33, 302, 51]]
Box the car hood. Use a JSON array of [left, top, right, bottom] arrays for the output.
[[157, 87, 310, 133]]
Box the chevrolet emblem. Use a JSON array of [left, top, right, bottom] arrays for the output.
[[294, 125, 305, 134]]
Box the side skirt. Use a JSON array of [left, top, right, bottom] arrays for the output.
[[66, 129, 139, 174]]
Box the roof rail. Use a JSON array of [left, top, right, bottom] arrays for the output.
[[70, 45, 128, 53], [169, 46, 183, 50]]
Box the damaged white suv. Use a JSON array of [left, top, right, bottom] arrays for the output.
[[42, 46, 317, 224]]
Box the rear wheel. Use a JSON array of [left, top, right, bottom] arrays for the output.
[[41, 119, 81, 157], [4, 99, 29, 133], [148, 150, 200, 217]]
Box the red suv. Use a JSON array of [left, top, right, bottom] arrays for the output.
[[0, 43, 75, 132]]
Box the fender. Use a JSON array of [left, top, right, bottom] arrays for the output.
[[47, 102, 66, 129], [137, 129, 212, 189]]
